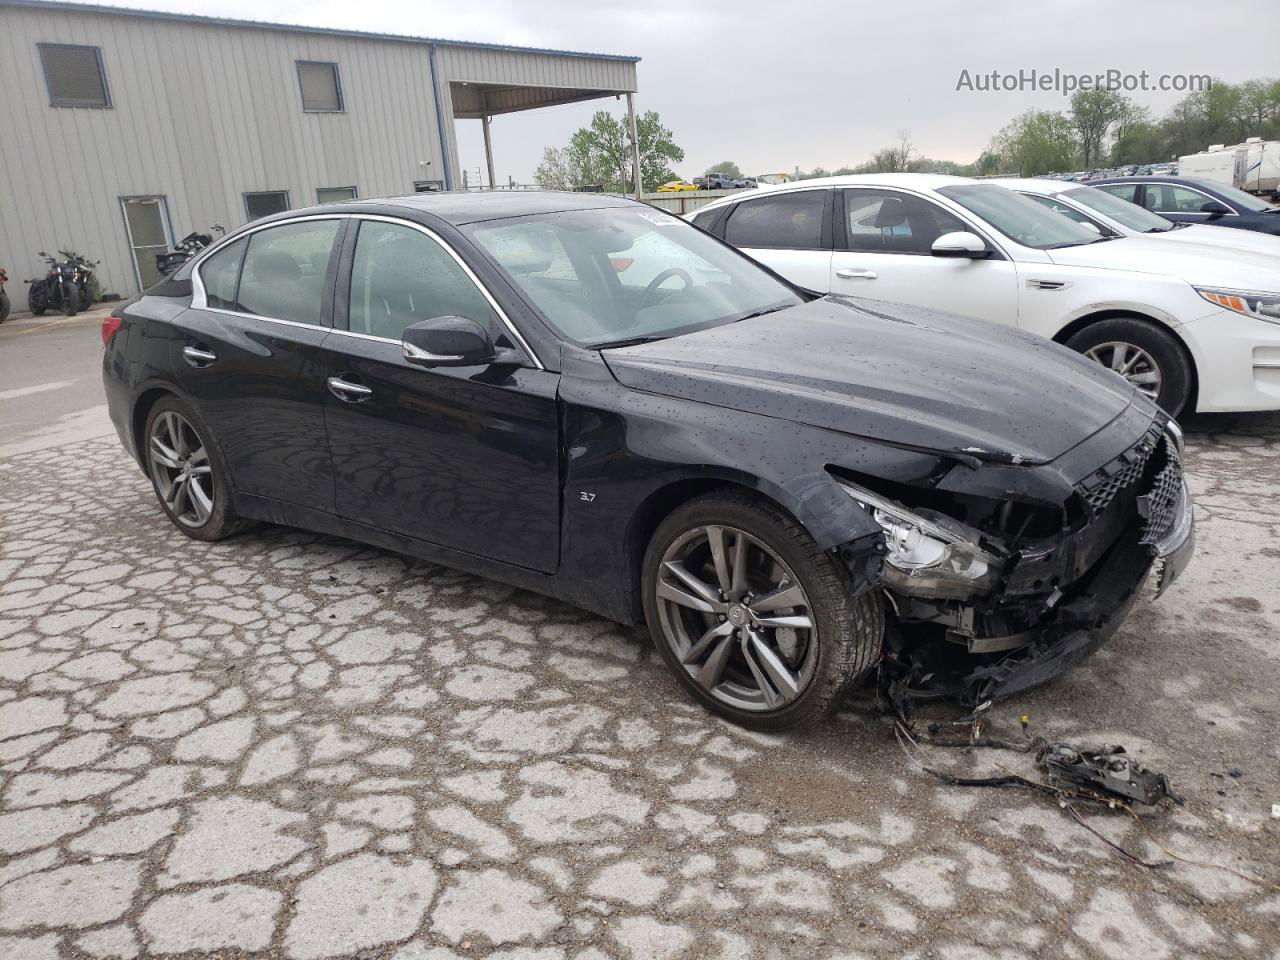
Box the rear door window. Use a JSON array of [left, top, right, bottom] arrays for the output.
[[199, 238, 246, 310], [723, 191, 827, 249], [234, 220, 341, 325], [1096, 183, 1138, 204]]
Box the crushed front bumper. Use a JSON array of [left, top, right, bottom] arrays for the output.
[[886, 468, 1195, 708]]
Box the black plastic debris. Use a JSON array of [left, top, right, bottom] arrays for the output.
[[1039, 743, 1182, 806]]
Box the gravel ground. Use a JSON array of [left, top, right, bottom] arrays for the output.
[[0, 408, 1277, 960]]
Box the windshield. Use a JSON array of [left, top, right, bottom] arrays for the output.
[[1186, 179, 1276, 213], [466, 206, 802, 347], [1066, 186, 1174, 232], [937, 184, 1102, 249]]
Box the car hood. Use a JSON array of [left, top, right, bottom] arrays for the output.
[[1046, 235, 1280, 290], [1168, 223, 1280, 257], [603, 296, 1139, 466]]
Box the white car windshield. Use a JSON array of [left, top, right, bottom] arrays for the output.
[[1065, 187, 1175, 233], [938, 184, 1103, 250], [466, 206, 803, 347]]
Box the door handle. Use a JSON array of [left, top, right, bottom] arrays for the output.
[[182, 345, 217, 366], [327, 376, 373, 402], [835, 268, 878, 280]]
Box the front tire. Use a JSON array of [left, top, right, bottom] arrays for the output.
[[1066, 317, 1192, 417], [61, 283, 80, 317], [642, 490, 883, 731], [143, 396, 246, 542]]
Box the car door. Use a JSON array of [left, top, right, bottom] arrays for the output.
[[174, 216, 343, 507], [829, 188, 1019, 325], [720, 188, 832, 290], [320, 216, 561, 573]]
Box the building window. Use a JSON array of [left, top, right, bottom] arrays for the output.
[[413, 180, 443, 193], [316, 186, 357, 204], [244, 191, 291, 221], [38, 43, 110, 108], [296, 61, 343, 112]]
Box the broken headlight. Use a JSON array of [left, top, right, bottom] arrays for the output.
[[1197, 287, 1280, 325], [839, 482, 1004, 600]]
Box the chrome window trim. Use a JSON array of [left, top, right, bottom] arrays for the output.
[[191, 213, 543, 370]]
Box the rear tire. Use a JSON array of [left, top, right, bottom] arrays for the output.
[[28, 283, 48, 316], [642, 490, 883, 731], [143, 395, 248, 542], [1066, 317, 1192, 417]]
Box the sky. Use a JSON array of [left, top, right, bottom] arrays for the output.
[[87, 0, 1280, 183]]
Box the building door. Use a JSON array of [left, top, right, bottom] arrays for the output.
[[120, 196, 173, 292]]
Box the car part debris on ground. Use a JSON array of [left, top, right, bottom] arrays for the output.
[[891, 705, 1278, 890]]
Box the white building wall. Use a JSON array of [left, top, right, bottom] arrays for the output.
[[0, 3, 636, 297]]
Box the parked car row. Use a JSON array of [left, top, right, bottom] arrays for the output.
[[689, 173, 1280, 417], [104, 190, 1196, 730], [658, 175, 759, 192], [1044, 162, 1178, 182]]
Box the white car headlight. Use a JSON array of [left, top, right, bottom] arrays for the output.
[[839, 482, 1003, 600], [1197, 288, 1280, 325]]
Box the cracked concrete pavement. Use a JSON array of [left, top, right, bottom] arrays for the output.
[[0, 320, 1278, 959]]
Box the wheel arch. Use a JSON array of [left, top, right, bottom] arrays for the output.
[[1051, 308, 1199, 412], [130, 385, 183, 466]]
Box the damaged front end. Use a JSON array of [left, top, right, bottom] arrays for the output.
[[838, 417, 1195, 707]]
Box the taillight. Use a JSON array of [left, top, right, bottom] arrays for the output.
[[102, 314, 123, 347]]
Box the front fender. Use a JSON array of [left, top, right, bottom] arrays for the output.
[[556, 353, 941, 613]]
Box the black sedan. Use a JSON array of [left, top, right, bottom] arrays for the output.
[[101, 192, 1194, 729], [1090, 176, 1280, 237]]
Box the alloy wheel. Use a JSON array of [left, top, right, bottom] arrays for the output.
[[1083, 341, 1162, 400], [654, 524, 818, 712], [148, 411, 215, 527]]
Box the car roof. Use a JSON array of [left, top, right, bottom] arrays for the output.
[[691, 172, 981, 213], [267, 190, 643, 227], [990, 177, 1075, 196], [1089, 175, 1219, 192]]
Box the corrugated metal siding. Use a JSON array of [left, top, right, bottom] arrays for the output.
[[1, 6, 635, 296], [435, 46, 636, 95]]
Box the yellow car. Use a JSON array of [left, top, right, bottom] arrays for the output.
[[657, 180, 699, 192]]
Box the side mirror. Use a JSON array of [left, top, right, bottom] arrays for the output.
[[401, 316, 496, 368], [1200, 200, 1231, 217], [1079, 220, 1102, 235], [931, 232, 990, 259]]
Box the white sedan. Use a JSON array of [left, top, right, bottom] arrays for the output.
[[994, 177, 1280, 257], [688, 173, 1280, 416]]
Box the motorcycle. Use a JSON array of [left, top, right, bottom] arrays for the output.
[[0, 267, 10, 323], [27, 251, 97, 317], [156, 225, 224, 277]]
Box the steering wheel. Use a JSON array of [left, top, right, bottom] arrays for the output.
[[640, 268, 693, 309]]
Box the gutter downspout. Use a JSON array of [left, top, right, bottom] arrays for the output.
[[429, 44, 454, 191]]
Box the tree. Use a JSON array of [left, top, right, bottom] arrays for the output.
[[1163, 82, 1244, 156], [1237, 78, 1280, 135], [1070, 89, 1126, 168], [707, 161, 743, 180], [536, 109, 684, 193], [991, 110, 1077, 176]]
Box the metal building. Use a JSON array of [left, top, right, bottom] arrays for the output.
[[0, 0, 640, 297]]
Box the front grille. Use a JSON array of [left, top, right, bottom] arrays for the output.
[[1139, 435, 1183, 545], [1077, 420, 1163, 519]]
